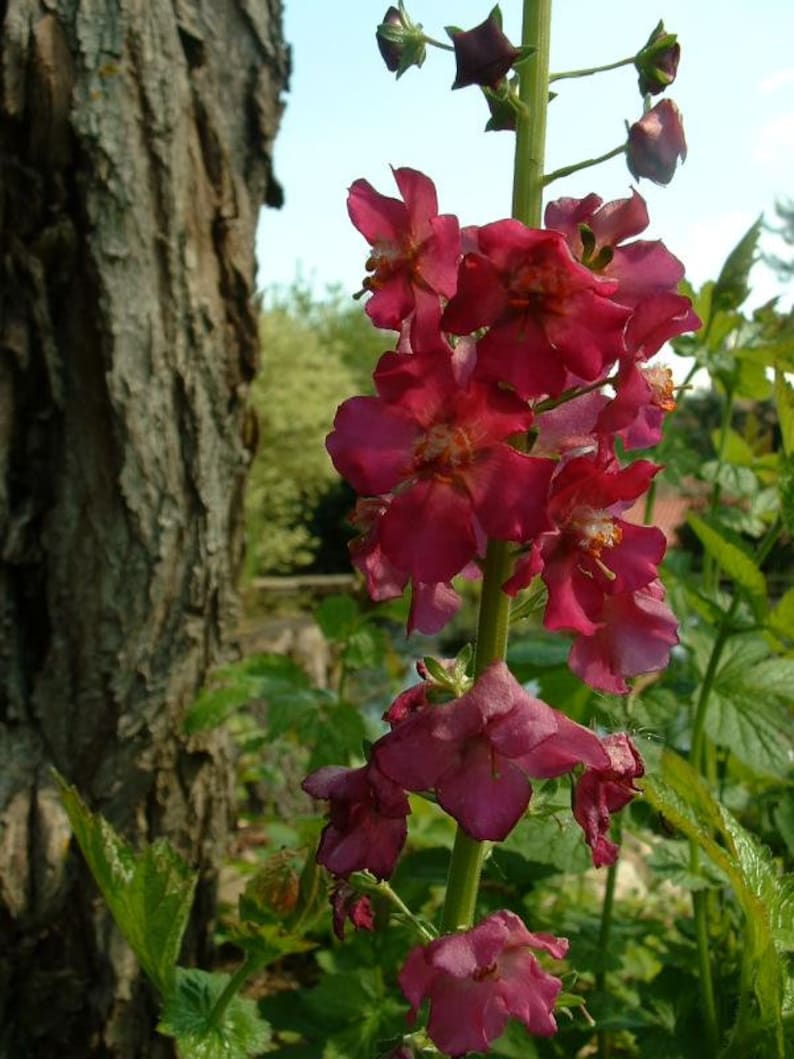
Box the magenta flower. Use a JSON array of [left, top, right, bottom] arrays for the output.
[[375, 661, 608, 841], [596, 360, 677, 450], [348, 167, 460, 350], [544, 190, 700, 357], [448, 8, 522, 89], [399, 910, 568, 1055], [540, 455, 666, 637], [574, 733, 645, 866], [568, 580, 679, 694], [442, 221, 631, 397], [348, 496, 468, 635], [327, 348, 555, 584], [627, 99, 687, 185], [301, 760, 410, 880]]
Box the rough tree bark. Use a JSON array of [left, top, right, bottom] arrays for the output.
[[0, 2, 288, 1055]]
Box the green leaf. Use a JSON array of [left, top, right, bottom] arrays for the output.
[[184, 654, 312, 735], [643, 751, 789, 1057], [711, 217, 761, 313], [158, 968, 271, 1059], [768, 586, 794, 638], [709, 428, 754, 466], [55, 773, 196, 996], [701, 640, 794, 777], [316, 594, 359, 643], [686, 513, 766, 602]]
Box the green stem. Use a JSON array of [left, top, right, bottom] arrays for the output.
[[543, 144, 625, 186], [439, 0, 553, 937], [512, 0, 552, 227], [550, 54, 635, 82], [208, 954, 263, 1029], [595, 819, 621, 1059], [422, 35, 454, 52], [375, 880, 436, 941]]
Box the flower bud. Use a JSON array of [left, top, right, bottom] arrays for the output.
[[635, 20, 680, 96], [376, 4, 426, 78], [626, 99, 687, 185], [446, 6, 523, 90]]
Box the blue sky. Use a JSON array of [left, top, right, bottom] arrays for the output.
[[256, 1, 794, 306]]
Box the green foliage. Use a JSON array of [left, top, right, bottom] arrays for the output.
[[244, 281, 388, 577], [158, 968, 271, 1059], [55, 772, 196, 997], [644, 751, 792, 1058]]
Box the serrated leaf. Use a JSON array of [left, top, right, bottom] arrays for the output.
[[643, 751, 789, 1057], [712, 217, 762, 313], [702, 641, 794, 777], [158, 968, 271, 1059], [55, 773, 196, 996], [686, 514, 766, 601], [705, 691, 793, 778]]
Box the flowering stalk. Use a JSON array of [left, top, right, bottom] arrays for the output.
[[439, 0, 553, 939]]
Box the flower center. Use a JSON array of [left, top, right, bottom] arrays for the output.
[[363, 240, 414, 292], [414, 423, 473, 474], [507, 259, 568, 314], [642, 364, 676, 412], [574, 508, 623, 558], [472, 960, 500, 983]]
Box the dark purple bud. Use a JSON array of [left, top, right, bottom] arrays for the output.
[[627, 99, 687, 186], [376, 4, 426, 79], [635, 20, 680, 96], [447, 6, 522, 90]]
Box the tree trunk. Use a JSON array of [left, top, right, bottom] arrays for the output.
[[0, 2, 288, 1055]]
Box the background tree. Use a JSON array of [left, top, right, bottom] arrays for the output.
[[0, 3, 288, 1056], [764, 198, 794, 281]]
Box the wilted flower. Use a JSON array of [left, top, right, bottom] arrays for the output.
[[400, 910, 568, 1054], [627, 99, 687, 186], [330, 882, 376, 941], [574, 733, 645, 866], [301, 760, 410, 880]]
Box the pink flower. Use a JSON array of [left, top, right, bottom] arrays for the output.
[[348, 167, 460, 350], [301, 760, 410, 880], [441, 221, 631, 397], [327, 349, 554, 584], [596, 361, 677, 450], [375, 661, 608, 841], [539, 455, 666, 636], [568, 580, 679, 694], [627, 99, 687, 185], [399, 910, 568, 1055], [574, 733, 645, 866], [348, 496, 468, 635], [544, 190, 700, 357]]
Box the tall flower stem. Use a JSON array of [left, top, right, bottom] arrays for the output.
[[439, 0, 553, 936]]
